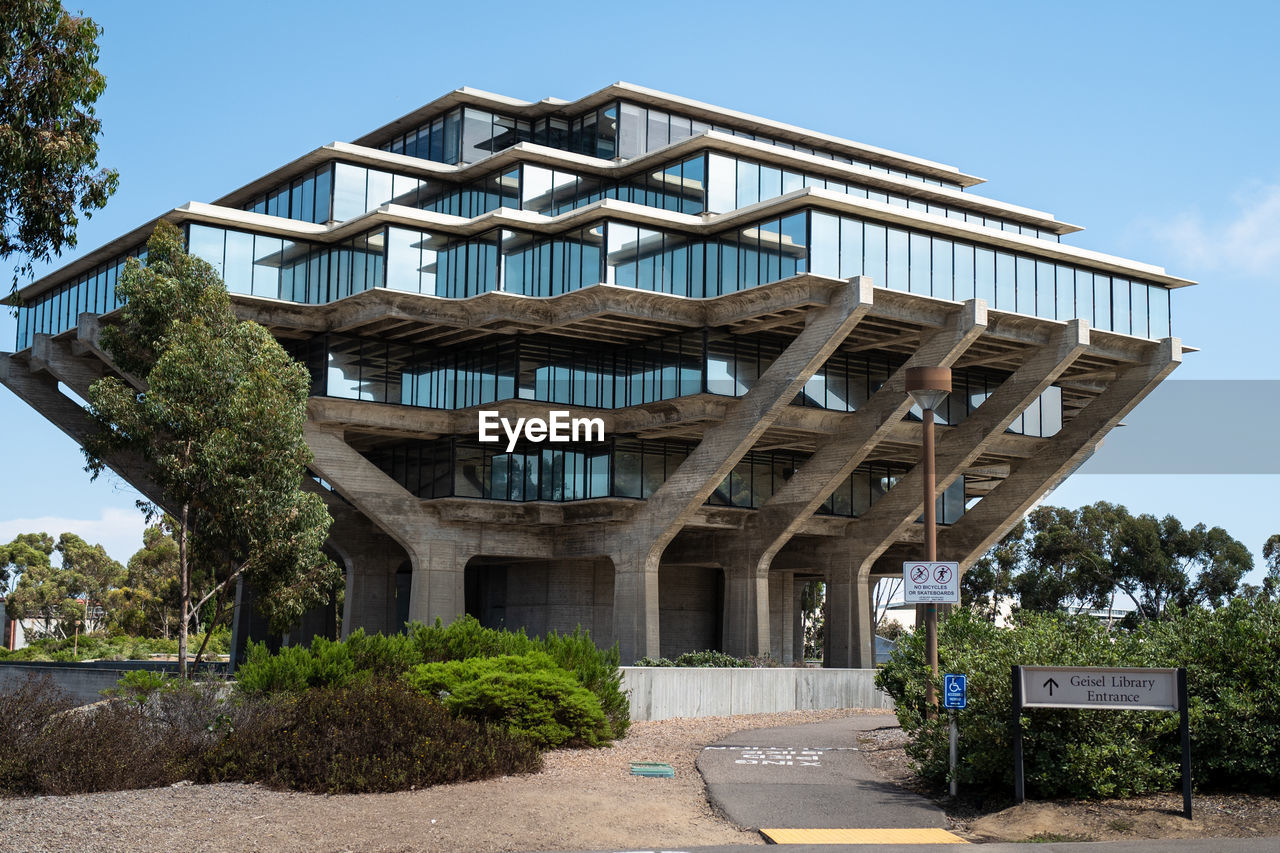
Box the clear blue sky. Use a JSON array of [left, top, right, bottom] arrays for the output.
[[3, 0, 1278, 581]]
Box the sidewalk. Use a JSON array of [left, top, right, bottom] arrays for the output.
[[697, 712, 959, 842]]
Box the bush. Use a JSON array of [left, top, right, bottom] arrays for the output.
[[235, 617, 630, 740], [875, 604, 1280, 799], [202, 679, 541, 793], [0, 630, 231, 663], [0, 675, 217, 795], [634, 650, 759, 668], [404, 653, 612, 748]]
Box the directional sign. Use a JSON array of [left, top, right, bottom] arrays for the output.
[[902, 561, 960, 604], [943, 673, 967, 709], [1018, 666, 1179, 711]]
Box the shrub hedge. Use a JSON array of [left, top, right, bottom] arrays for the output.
[[403, 653, 612, 748], [0, 674, 540, 796], [235, 616, 629, 741], [0, 630, 231, 663], [875, 601, 1280, 798]]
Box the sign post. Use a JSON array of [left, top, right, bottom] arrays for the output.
[[1011, 665, 1191, 819], [943, 674, 966, 797]]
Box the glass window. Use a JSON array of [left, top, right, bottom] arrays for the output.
[[909, 233, 931, 295], [931, 237, 952, 300], [1016, 256, 1035, 315], [707, 153, 736, 213], [1150, 285, 1171, 338], [974, 247, 995, 303], [1035, 260, 1055, 320], [1132, 282, 1149, 338], [1056, 265, 1074, 319], [810, 212, 839, 278], [187, 224, 225, 278], [863, 223, 886, 287], [736, 159, 759, 208], [618, 103, 645, 159], [223, 229, 253, 294], [314, 166, 332, 222], [1112, 277, 1131, 334], [1075, 271, 1093, 328], [1093, 274, 1111, 330], [839, 217, 863, 279], [332, 163, 367, 222], [996, 252, 1015, 310], [953, 242, 974, 300], [366, 169, 393, 209], [646, 109, 669, 150]]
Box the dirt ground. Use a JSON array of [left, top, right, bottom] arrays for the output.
[[3, 707, 1278, 851], [856, 721, 1280, 844]]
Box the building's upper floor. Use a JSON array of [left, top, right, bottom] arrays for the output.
[[10, 83, 1192, 353]]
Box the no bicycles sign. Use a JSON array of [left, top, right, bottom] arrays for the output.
[[902, 561, 960, 604]]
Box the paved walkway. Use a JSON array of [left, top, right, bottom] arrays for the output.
[[696, 713, 955, 841]]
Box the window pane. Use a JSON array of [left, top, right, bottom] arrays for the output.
[[996, 252, 1015, 310], [223, 230, 253, 294], [863, 223, 886, 287], [332, 163, 367, 221], [974, 247, 995, 303], [187, 224, 225, 278], [839, 217, 863, 279], [811, 212, 839, 278], [909, 232, 931, 295], [707, 153, 736, 213]]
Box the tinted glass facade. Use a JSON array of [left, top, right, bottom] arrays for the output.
[[363, 435, 966, 522]]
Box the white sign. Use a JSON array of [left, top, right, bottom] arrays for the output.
[[1019, 666, 1179, 711], [478, 410, 605, 451], [902, 561, 960, 604]]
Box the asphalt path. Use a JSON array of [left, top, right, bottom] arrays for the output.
[[545, 842, 1275, 853], [696, 714, 947, 831]]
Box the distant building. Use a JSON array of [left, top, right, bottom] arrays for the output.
[[2, 84, 1186, 666]]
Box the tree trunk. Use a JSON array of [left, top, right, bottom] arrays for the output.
[[178, 502, 190, 679]]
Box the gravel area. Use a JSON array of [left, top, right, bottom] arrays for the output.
[[0, 707, 888, 853]]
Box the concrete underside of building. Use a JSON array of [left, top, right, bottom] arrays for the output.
[[1, 83, 1190, 665]]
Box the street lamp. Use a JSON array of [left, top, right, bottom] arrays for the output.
[[905, 366, 951, 712]]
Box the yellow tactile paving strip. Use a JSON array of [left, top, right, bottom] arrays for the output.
[[761, 827, 970, 844]]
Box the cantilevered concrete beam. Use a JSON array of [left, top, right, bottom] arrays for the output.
[[714, 300, 987, 658], [843, 320, 1090, 580], [939, 336, 1181, 570], [608, 276, 873, 663], [0, 353, 166, 510]]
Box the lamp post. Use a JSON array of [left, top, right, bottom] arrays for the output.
[[905, 366, 951, 713]]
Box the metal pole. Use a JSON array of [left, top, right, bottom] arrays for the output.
[[924, 406, 938, 712], [949, 709, 958, 798], [1179, 667, 1192, 820], [1012, 665, 1025, 803]]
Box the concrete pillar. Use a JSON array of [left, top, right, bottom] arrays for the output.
[[823, 562, 874, 669], [721, 565, 770, 658], [770, 570, 795, 664], [611, 551, 660, 664], [339, 547, 402, 637], [406, 539, 466, 627]]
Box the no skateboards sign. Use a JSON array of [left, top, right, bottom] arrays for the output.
[[902, 561, 960, 604]]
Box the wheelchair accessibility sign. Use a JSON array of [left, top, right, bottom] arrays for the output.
[[944, 673, 967, 709]]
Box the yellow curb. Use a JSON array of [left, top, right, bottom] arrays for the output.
[[761, 827, 970, 844]]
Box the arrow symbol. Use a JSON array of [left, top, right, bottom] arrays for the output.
[[1043, 677, 1059, 696]]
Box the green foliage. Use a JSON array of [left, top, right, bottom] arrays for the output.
[[83, 222, 340, 675], [972, 502, 1253, 620], [0, 629, 230, 662], [634, 650, 759, 668], [876, 605, 1280, 798], [3, 531, 123, 639], [0, 0, 118, 291], [0, 675, 537, 796], [404, 653, 612, 748], [233, 617, 629, 740], [202, 679, 541, 793], [104, 669, 174, 704]]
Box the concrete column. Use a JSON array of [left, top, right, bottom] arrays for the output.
[[822, 561, 873, 669], [611, 550, 660, 664], [720, 565, 771, 658], [770, 570, 795, 664], [339, 547, 402, 637], [406, 539, 466, 627]]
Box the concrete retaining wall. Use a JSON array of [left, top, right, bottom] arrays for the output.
[[621, 666, 893, 721], [0, 661, 228, 706]]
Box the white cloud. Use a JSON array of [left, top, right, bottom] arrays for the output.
[[0, 507, 148, 566], [1146, 182, 1280, 276]]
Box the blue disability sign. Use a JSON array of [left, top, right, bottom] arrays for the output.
[[944, 674, 967, 709]]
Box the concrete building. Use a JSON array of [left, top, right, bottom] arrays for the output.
[[1, 84, 1189, 666]]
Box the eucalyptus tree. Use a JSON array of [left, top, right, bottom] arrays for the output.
[[84, 222, 338, 675]]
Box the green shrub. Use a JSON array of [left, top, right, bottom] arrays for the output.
[[104, 669, 174, 703], [235, 617, 630, 741], [235, 638, 358, 693], [404, 653, 612, 748], [635, 650, 757, 668], [202, 679, 541, 793], [875, 604, 1280, 799]]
